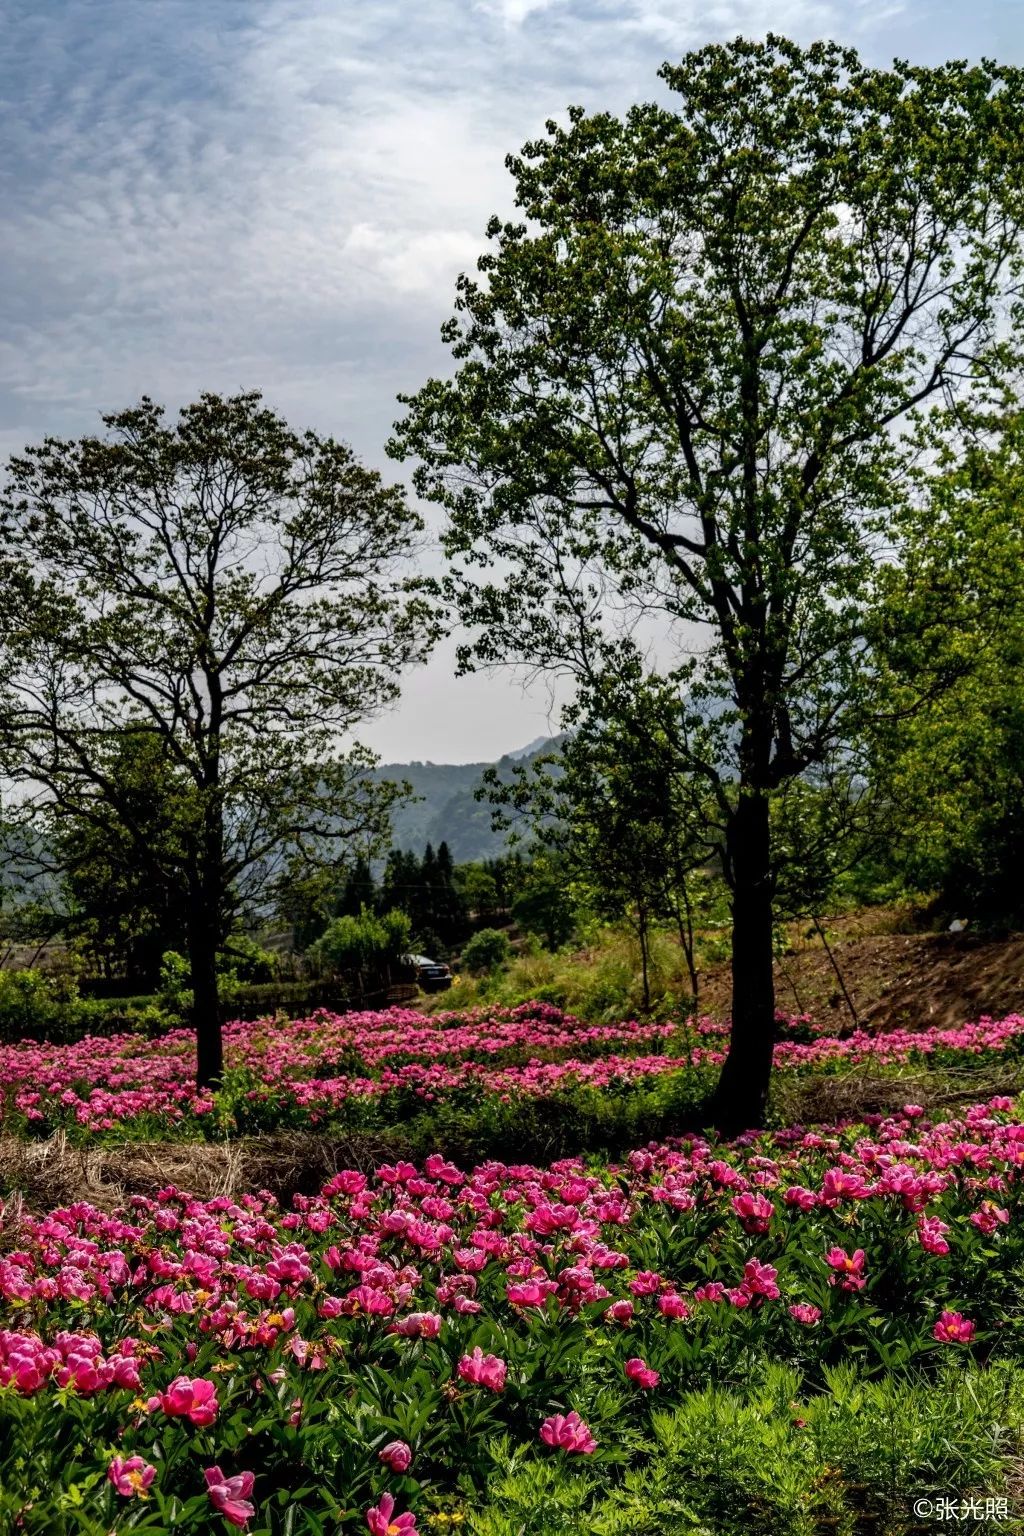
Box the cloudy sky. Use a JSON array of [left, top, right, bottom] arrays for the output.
[[2, 0, 1021, 763]]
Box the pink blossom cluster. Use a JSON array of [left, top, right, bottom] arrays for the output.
[[1, 1098, 1015, 1376], [2, 1094, 1021, 1527], [3, 1003, 1023, 1136], [0, 1328, 145, 1394]]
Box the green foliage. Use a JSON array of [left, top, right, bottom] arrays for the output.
[[378, 843, 470, 955], [0, 967, 172, 1045], [467, 1363, 1024, 1536], [49, 731, 193, 988], [313, 907, 412, 976], [0, 967, 67, 1039], [273, 854, 384, 952], [510, 860, 577, 950], [157, 950, 192, 1009], [461, 928, 512, 976], [217, 933, 278, 986], [870, 410, 1024, 927], [487, 705, 708, 1008], [391, 34, 1024, 1121], [445, 921, 716, 1022], [0, 390, 435, 1085], [458, 865, 502, 923]]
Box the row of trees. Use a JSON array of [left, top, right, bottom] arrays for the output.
[[2, 36, 1024, 1127], [257, 841, 530, 961]]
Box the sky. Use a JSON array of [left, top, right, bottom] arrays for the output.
[[2, 1, 1022, 765]]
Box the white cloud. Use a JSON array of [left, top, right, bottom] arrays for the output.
[[474, 0, 565, 26], [341, 223, 483, 297], [0, 0, 989, 760]]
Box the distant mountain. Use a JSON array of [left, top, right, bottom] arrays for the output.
[[372, 737, 560, 862], [506, 735, 555, 761]]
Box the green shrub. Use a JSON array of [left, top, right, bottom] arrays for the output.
[[0, 968, 62, 1039], [469, 1361, 1024, 1536], [428, 922, 702, 1020], [218, 932, 278, 984], [461, 928, 511, 976], [157, 949, 193, 1010], [312, 906, 411, 974]]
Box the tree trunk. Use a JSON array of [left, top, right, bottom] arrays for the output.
[[713, 790, 776, 1133], [191, 706, 226, 1090], [191, 923, 222, 1090], [674, 878, 699, 1006], [638, 907, 651, 1013], [189, 895, 223, 1090]]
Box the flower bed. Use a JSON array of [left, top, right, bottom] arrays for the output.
[[2, 1003, 1023, 1142], [3, 1097, 1024, 1532]]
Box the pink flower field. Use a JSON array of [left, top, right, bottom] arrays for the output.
[[3, 1091, 1024, 1532], [2, 1002, 1022, 1139]]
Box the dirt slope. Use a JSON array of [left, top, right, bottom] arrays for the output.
[[699, 909, 1024, 1033]]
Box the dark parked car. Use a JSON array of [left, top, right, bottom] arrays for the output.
[[402, 953, 453, 993]]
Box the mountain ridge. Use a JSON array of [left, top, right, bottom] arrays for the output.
[[371, 737, 559, 862]]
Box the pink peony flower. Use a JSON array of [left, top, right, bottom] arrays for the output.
[[389, 1312, 442, 1338], [149, 1375, 219, 1426], [742, 1259, 780, 1299], [107, 1456, 156, 1498], [658, 1291, 690, 1319], [917, 1217, 951, 1255], [379, 1439, 413, 1473], [731, 1192, 775, 1234], [971, 1203, 1009, 1235], [624, 1357, 659, 1388], [366, 1492, 418, 1535], [933, 1310, 976, 1344], [205, 1466, 256, 1528], [825, 1247, 866, 1291], [539, 1410, 598, 1454], [788, 1303, 822, 1325], [506, 1278, 558, 1308], [458, 1347, 507, 1392]]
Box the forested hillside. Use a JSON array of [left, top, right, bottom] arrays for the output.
[[371, 738, 557, 861]]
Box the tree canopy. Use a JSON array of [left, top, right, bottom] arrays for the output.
[[392, 35, 1024, 1127], [0, 391, 436, 1084], [869, 406, 1024, 926]]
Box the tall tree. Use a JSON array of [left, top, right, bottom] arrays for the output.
[[391, 37, 1024, 1127], [869, 406, 1024, 926], [0, 392, 435, 1086], [337, 856, 378, 920]]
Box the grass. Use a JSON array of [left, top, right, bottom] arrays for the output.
[[437, 924, 704, 1021], [437, 905, 925, 1025]]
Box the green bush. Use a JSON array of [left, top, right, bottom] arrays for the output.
[[218, 932, 279, 984], [0, 970, 164, 1045], [0, 971, 354, 1047], [426, 922, 702, 1021], [461, 927, 511, 976], [157, 949, 193, 1010], [312, 906, 411, 975], [0, 968, 63, 1039], [469, 1361, 1024, 1536]]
